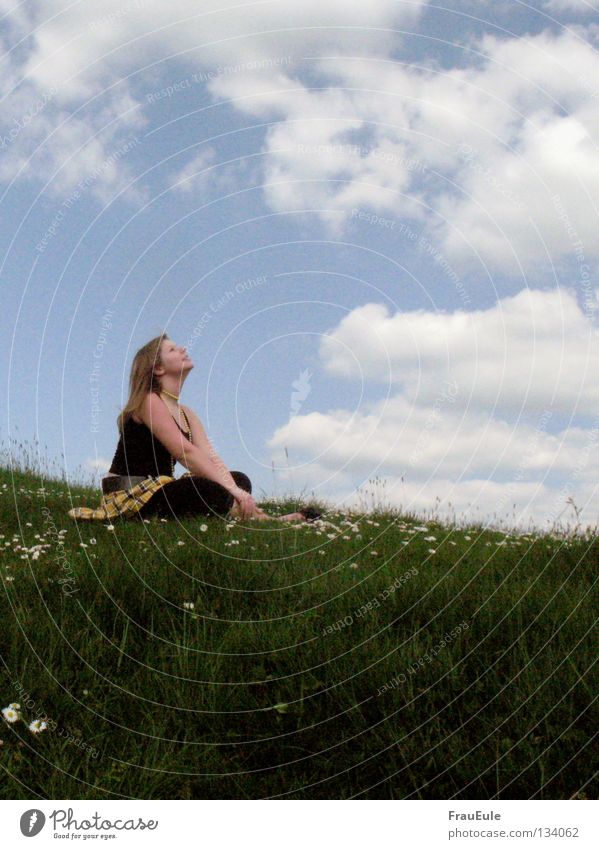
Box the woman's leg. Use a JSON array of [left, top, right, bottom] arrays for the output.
[[137, 471, 251, 519]]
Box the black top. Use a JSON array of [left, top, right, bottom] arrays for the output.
[[108, 414, 190, 477]]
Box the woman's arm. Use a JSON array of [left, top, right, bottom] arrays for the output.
[[138, 394, 239, 492], [180, 404, 243, 494]]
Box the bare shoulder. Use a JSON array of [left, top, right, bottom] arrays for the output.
[[137, 392, 167, 426]]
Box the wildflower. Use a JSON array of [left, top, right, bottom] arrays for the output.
[[89, 538, 96, 545], [370, 550, 378, 556], [318, 550, 325, 555], [327, 533, 336, 539], [464, 535, 471, 540], [199, 524, 208, 532], [177, 540, 185, 546], [8, 703, 20, 710], [2, 706, 20, 723], [83, 689, 89, 696], [349, 563, 359, 569], [183, 602, 195, 610], [28, 719, 47, 734], [424, 536, 436, 542], [428, 548, 437, 554], [79, 543, 88, 548], [105, 525, 115, 531], [160, 518, 168, 523]]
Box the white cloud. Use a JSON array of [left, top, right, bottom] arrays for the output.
[[11, 0, 427, 98], [6, 1, 599, 272], [85, 456, 112, 473], [0, 0, 427, 197], [168, 147, 217, 193], [168, 146, 260, 197], [268, 392, 599, 529], [317, 287, 599, 415], [266, 286, 599, 530], [340, 475, 599, 533], [204, 26, 599, 270]]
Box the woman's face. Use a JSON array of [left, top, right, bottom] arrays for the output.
[[157, 339, 194, 377]]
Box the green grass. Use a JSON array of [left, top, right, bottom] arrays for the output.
[[0, 460, 596, 800]]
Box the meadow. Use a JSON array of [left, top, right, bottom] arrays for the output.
[[0, 449, 596, 800]]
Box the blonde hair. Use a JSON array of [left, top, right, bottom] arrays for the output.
[[116, 333, 169, 433]]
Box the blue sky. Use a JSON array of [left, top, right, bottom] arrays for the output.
[[2, 0, 599, 529]]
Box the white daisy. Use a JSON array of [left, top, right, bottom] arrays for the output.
[[28, 719, 47, 734], [2, 707, 20, 723], [199, 524, 208, 532], [183, 602, 195, 610], [177, 540, 185, 546]]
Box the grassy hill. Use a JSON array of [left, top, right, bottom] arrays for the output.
[[0, 463, 596, 799]]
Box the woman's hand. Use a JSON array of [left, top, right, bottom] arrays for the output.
[[230, 487, 263, 519]]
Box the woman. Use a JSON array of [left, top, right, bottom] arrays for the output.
[[68, 333, 319, 523]]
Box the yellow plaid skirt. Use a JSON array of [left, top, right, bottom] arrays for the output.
[[67, 475, 175, 521]]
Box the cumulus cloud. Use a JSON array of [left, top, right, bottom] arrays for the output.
[[0, 0, 427, 198], [340, 475, 599, 533], [5, 1, 599, 275], [204, 26, 599, 270], [317, 287, 599, 415], [267, 286, 599, 529], [268, 388, 599, 529]]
